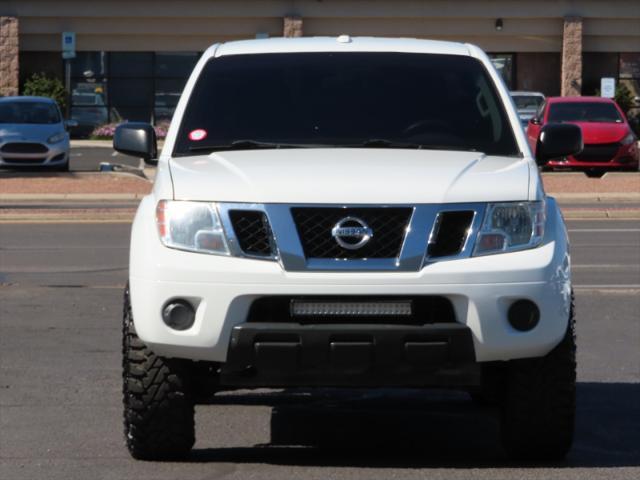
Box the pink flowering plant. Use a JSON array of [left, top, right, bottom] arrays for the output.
[[90, 120, 171, 140]]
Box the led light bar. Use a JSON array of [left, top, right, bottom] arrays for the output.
[[291, 300, 412, 317]]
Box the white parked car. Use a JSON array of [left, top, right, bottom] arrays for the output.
[[0, 96, 75, 171], [115, 37, 582, 461]]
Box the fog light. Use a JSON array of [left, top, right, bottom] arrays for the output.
[[507, 299, 540, 331], [162, 300, 195, 330]]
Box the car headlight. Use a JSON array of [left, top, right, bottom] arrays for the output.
[[47, 132, 66, 144], [474, 201, 545, 256], [156, 200, 229, 255], [620, 133, 637, 146]]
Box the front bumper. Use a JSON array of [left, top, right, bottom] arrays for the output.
[[220, 322, 479, 387], [0, 140, 69, 167], [546, 142, 639, 169], [129, 196, 572, 364]]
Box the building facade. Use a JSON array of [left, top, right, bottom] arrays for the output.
[[1, 0, 639, 132]]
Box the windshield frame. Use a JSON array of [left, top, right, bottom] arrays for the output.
[[173, 51, 521, 158]]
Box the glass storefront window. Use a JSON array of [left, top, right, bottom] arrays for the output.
[[489, 54, 515, 89], [67, 51, 200, 135], [109, 52, 154, 78], [620, 53, 640, 79], [155, 78, 189, 122], [70, 52, 108, 78], [155, 53, 199, 78], [110, 107, 153, 123], [71, 80, 108, 105]]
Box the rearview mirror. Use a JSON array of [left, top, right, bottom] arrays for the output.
[[535, 123, 582, 166], [113, 122, 158, 165]]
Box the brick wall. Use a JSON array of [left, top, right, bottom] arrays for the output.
[[0, 16, 19, 97], [561, 16, 583, 96], [283, 16, 303, 38]]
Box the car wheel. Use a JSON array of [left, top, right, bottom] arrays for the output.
[[500, 293, 576, 461], [122, 284, 196, 460]]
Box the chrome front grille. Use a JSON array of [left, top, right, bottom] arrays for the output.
[[229, 210, 274, 257], [218, 202, 486, 272], [428, 211, 475, 258], [291, 207, 412, 259]]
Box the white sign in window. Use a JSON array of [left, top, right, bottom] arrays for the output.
[[601, 77, 615, 98]]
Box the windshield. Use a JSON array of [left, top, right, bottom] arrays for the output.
[[512, 94, 544, 110], [0, 101, 61, 124], [548, 102, 623, 123], [174, 52, 519, 156]]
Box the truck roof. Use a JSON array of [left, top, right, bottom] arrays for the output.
[[210, 36, 472, 58]]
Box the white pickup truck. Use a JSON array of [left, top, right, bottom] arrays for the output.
[[114, 36, 582, 461]]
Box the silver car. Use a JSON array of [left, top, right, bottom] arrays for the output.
[[0, 96, 75, 171], [510, 91, 545, 129]]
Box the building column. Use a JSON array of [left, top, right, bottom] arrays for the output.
[[561, 16, 582, 96], [283, 15, 303, 38], [0, 16, 19, 97]]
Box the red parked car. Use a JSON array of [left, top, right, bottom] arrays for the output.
[[526, 96, 639, 171]]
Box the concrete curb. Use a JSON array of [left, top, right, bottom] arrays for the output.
[[561, 209, 640, 219], [550, 193, 640, 202], [70, 139, 166, 148], [70, 140, 113, 148]]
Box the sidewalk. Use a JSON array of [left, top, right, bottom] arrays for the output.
[[2, 171, 638, 200], [0, 171, 151, 201]]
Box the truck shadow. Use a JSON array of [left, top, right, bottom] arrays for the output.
[[191, 382, 640, 468]]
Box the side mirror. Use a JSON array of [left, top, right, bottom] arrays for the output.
[[535, 123, 583, 166], [113, 122, 158, 165], [64, 119, 78, 129]]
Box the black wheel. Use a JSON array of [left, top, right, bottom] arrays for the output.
[[469, 362, 507, 406], [122, 285, 195, 460], [500, 295, 576, 461]]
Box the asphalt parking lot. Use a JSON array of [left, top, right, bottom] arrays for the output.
[[1, 218, 639, 480], [69, 145, 140, 171]]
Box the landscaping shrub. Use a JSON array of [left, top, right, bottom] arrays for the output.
[[22, 73, 67, 109]]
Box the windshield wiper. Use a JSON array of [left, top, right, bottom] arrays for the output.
[[357, 139, 425, 149], [355, 139, 479, 152], [188, 139, 319, 152]]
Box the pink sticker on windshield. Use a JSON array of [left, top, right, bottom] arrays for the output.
[[188, 129, 207, 141]]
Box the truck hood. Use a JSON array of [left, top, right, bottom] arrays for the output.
[[169, 149, 531, 204]]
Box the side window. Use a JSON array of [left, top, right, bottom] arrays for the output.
[[536, 101, 546, 122]]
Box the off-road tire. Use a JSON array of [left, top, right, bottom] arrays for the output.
[[500, 295, 576, 461], [122, 285, 196, 460]]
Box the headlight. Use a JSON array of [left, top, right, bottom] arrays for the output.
[[156, 200, 229, 255], [47, 132, 66, 144], [474, 201, 545, 256], [620, 133, 636, 146]]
